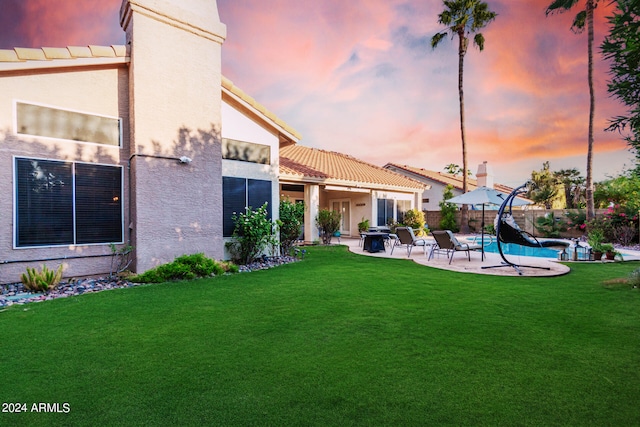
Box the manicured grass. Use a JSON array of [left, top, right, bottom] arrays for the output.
[[1, 246, 639, 426]]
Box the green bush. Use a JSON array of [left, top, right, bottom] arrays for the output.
[[439, 185, 459, 232], [279, 199, 305, 256], [226, 203, 277, 264], [402, 209, 427, 236], [316, 209, 341, 245], [534, 213, 567, 238], [131, 253, 237, 283], [21, 264, 64, 292]]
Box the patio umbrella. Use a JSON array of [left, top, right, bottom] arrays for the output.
[[446, 186, 531, 260]]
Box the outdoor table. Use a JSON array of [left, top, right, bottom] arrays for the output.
[[363, 232, 388, 253]]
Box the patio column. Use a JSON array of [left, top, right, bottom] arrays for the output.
[[305, 184, 320, 243]]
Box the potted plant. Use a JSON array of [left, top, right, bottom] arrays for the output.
[[601, 243, 616, 260], [601, 243, 622, 261], [591, 243, 604, 261], [587, 229, 605, 261], [357, 217, 370, 234]]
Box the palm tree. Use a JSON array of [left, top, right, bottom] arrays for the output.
[[431, 0, 497, 233], [546, 0, 601, 220]]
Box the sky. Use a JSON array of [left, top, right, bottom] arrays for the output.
[[1, 0, 635, 187]]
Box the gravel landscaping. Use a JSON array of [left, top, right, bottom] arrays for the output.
[[0, 255, 300, 308]]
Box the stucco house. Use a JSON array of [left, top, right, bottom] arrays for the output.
[[280, 146, 425, 242], [0, 0, 425, 283], [384, 162, 517, 211], [0, 0, 305, 283]]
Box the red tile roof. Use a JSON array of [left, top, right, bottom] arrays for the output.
[[385, 163, 516, 194], [280, 145, 425, 191]]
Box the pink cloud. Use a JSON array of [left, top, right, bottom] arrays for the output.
[[2, 0, 633, 184]]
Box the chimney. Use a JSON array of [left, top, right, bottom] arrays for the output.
[[476, 161, 494, 188]]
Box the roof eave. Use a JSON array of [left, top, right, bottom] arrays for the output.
[[0, 56, 130, 73], [279, 174, 424, 193]]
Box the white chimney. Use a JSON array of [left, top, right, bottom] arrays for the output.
[[476, 161, 494, 188]]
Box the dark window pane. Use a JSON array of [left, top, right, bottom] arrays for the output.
[[377, 199, 386, 226], [75, 163, 123, 244], [223, 177, 246, 237], [248, 179, 272, 219], [16, 158, 73, 246]]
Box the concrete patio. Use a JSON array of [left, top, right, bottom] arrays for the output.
[[341, 236, 572, 277]]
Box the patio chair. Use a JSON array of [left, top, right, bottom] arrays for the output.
[[429, 230, 482, 264], [483, 182, 569, 275], [391, 227, 429, 257]]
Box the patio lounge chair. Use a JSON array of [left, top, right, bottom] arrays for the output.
[[496, 214, 569, 250], [429, 230, 482, 264], [482, 182, 570, 275], [391, 227, 429, 257]]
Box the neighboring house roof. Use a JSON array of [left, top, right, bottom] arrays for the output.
[[385, 163, 516, 195], [0, 44, 300, 144], [281, 145, 425, 192]]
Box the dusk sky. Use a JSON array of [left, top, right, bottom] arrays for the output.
[[1, 0, 634, 186]]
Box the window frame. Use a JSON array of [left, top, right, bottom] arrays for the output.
[[14, 100, 123, 148], [222, 176, 273, 237], [13, 156, 125, 249]]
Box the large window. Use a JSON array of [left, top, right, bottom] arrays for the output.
[[15, 158, 123, 247], [222, 177, 272, 237], [377, 199, 394, 226]]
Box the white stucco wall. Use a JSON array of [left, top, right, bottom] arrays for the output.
[[221, 99, 281, 256]]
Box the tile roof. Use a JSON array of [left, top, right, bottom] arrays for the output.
[[0, 44, 300, 143], [281, 145, 425, 191], [0, 45, 129, 69], [385, 163, 515, 194]]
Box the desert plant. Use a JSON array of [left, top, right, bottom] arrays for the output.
[[109, 243, 134, 278], [316, 209, 341, 245], [226, 203, 278, 265], [279, 199, 305, 256], [21, 264, 64, 292]]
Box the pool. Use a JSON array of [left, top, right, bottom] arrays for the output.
[[466, 236, 564, 259]]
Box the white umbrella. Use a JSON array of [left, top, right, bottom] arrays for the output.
[[446, 186, 531, 260]]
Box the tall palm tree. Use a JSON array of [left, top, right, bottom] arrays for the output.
[[546, 0, 601, 220], [431, 0, 497, 233]]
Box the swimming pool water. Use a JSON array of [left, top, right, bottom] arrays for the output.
[[479, 240, 562, 259]]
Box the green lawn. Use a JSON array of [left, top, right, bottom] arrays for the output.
[[1, 246, 639, 426]]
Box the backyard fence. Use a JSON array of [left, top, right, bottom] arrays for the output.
[[424, 208, 610, 238]]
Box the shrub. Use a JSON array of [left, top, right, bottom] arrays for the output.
[[130, 253, 237, 283], [226, 203, 277, 264], [316, 209, 341, 245], [564, 210, 587, 233], [21, 264, 64, 292], [439, 185, 459, 232], [279, 199, 305, 256], [403, 209, 427, 236], [357, 217, 370, 233], [534, 213, 567, 238]]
